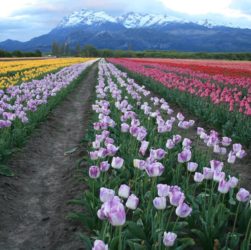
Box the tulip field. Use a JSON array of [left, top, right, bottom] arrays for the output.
[[0, 58, 93, 89], [76, 59, 251, 250], [0, 58, 95, 175], [108, 58, 251, 147], [0, 57, 250, 250]]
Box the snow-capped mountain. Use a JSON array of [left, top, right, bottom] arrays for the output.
[[56, 9, 240, 29], [1, 8, 251, 52], [57, 9, 117, 28], [116, 12, 183, 28]]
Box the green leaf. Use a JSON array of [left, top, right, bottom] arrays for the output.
[[175, 237, 195, 250], [64, 146, 79, 155], [0, 164, 14, 176], [125, 221, 146, 240], [79, 233, 92, 250]]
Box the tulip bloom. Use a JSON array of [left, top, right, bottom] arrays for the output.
[[218, 179, 230, 194], [163, 232, 177, 247], [157, 184, 170, 197], [236, 188, 250, 202], [126, 194, 139, 210], [100, 161, 110, 172], [175, 202, 192, 218], [111, 157, 124, 169], [89, 166, 100, 179], [178, 149, 192, 163], [194, 172, 204, 183], [99, 187, 115, 203], [153, 197, 166, 210], [92, 240, 108, 250], [118, 184, 130, 199], [187, 162, 198, 172], [139, 140, 149, 155], [145, 162, 165, 177]]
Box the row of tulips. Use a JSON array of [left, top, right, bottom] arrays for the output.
[[0, 58, 92, 89], [107, 59, 251, 147], [76, 59, 251, 250], [0, 59, 96, 175], [0, 60, 95, 128], [108, 59, 251, 115]]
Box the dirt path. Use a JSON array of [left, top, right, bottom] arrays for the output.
[[0, 63, 97, 250]]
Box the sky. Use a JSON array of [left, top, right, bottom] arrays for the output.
[[0, 0, 251, 41]]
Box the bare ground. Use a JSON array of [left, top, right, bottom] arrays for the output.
[[0, 63, 97, 250]]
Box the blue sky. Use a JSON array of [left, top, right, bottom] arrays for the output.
[[0, 0, 251, 41]]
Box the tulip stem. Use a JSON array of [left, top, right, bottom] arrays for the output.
[[232, 202, 240, 234], [118, 226, 122, 250], [244, 215, 251, 244]]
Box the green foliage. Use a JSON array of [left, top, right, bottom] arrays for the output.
[[0, 49, 42, 57]]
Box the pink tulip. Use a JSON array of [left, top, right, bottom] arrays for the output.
[[236, 188, 250, 202], [89, 166, 100, 179], [126, 194, 139, 210], [153, 197, 166, 210], [118, 184, 130, 199]]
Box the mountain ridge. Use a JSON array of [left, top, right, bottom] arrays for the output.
[[1, 9, 251, 52]]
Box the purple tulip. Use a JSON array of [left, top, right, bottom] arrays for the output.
[[153, 197, 166, 210], [173, 134, 182, 144], [151, 148, 166, 160], [157, 184, 170, 197], [236, 150, 246, 159], [236, 188, 250, 202], [106, 144, 119, 156], [232, 143, 242, 153], [203, 167, 214, 180], [166, 139, 175, 149], [99, 187, 115, 203], [194, 172, 204, 183], [187, 162, 198, 172], [100, 161, 110, 172], [126, 194, 139, 210], [118, 184, 130, 199], [92, 240, 108, 250], [139, 140, 149, 156], [133, 159, 146, 170], [163, 232, 177, 247], [178, 149, 192, 163], [169, 190, 185, 206], [213, 171, 226, 182], [145, 162, 165, 177], [228, 176, 238, 188], [210, 160, 224, 172], [121, 123, 130, 132], [227, 151, 236, 164], [177, 112, 185, 121], [175, 202, 192, 218], [182, 138, 192, 149], [89, 166, 100, 179], [197, 127, 205, 135], [222, 137, 232, 146], [218, 179, 230, 194], [90, 151, 99, 160], [107, 199, 126, 226], [111, 157, 124, 169]]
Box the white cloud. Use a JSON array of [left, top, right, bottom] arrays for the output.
[[159, 0, 251, 20], [0, 0, 32, 17]]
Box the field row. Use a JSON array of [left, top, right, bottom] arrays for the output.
[[0, 58, 96, 175], [0, 58, 92, 89], [108, 58, 251, 147], [79, 59, 250, 250]]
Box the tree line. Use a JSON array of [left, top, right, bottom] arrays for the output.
[[0, 49, 42, 58], [51, 42, 251, 60]]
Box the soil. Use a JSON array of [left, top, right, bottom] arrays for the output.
[[0, 63, 97, 250]]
